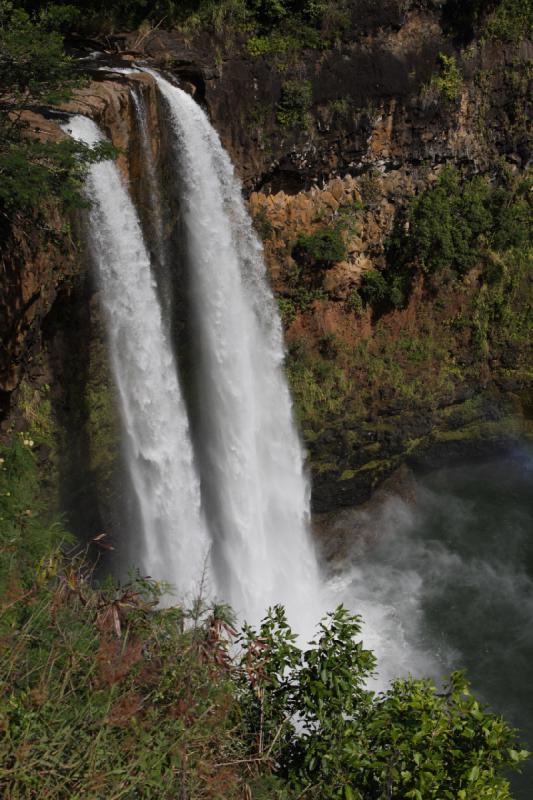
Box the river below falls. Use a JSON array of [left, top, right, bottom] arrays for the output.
[[327, 444, 533, 797]]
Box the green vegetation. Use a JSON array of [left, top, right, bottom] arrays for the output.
[[247, 30, 301, 56], [484, 0, 533, 42], [390, 167, 531, 277], [0, 446, 528, 798], [0, 2, 115, 223], [293, 225, 346, 268], [430, 53, 463, 103], [359, 269, 388, 305], [276, 79, 312, 128], [278, 296, 297, 326], [442, 0, 531, 44], [286, 322, 463, 429], [252, 205, 274, 240], [11, 0, 352, 46], [359, 267, 408, 311], [358, 168, 381, 208], [284, 167, 531, 485], [358, 167, 533, 312], [0, 433, 71, 592]]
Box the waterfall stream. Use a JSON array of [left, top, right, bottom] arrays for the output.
[[62, 78, 323, 630], [148, 72, 323, 627], [60, 114, 210, 601]]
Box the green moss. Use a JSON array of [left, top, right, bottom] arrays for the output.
[[440, 396, 484, 419], [357, 457, 398, 474], [362, 441, 381, 455], [343, 429, 362, 446], [434, 416, 525, 443], [405, 436, 427, 454], [85, 337, 121, 498], [361, 421, 394, 433], [313, 461, 338, 475], [339, 469, 356, 481], [339, 457, 400, 482]]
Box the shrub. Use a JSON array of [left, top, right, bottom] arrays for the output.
[[246, 30, 297, 55], [391, 168, 532, 277], [359, 168, 381, 207], [430, 53, 463, 102], [242, 606, 529, 800], [0, 3, 116, 219], [318, 332, 339, 359], [359, 269, 388, 305], [293, 226, 346, 268], [484, 0, 533, 42], [276, 79, 313, 128], [346, 288, 364, 315], [0, 433, 72, 594], [277, 296, 297, 326], [253, 205, 274, 240]]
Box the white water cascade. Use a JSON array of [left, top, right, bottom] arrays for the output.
[[60, 115, 210, 601], [150, 72, 323, 628]]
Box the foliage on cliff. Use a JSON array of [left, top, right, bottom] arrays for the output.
[[0, 2, 114, 224], [14, 0, 352, 43], [0, 436, 529, 798], [11, 0, 533, 49], [360, 167, 532, 311], [443, 0, 532, 42]]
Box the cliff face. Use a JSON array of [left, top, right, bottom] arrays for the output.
[[1, 2, 531, 522], [133, 8, 531, 189]]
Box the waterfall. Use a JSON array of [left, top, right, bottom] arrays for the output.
[[60, 115, 210, 601], [149, 72, 323, 628]]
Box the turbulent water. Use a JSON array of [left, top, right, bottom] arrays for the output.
[[148, 71, 323, 628], [60, 115, 210, 601], [330, 447, 533, 798]]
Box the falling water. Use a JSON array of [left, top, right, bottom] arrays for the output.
[[60, 115, 210, 600], [149, 72, 323, 628]]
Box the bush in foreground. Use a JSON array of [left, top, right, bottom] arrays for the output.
[[0, 437, 529, 798]]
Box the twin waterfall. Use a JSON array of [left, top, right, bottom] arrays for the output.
[[62, 73, 322, 628]]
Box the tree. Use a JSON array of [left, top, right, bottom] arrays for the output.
[[0, 1, 114, 220], [240, 605, 529, 799]]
